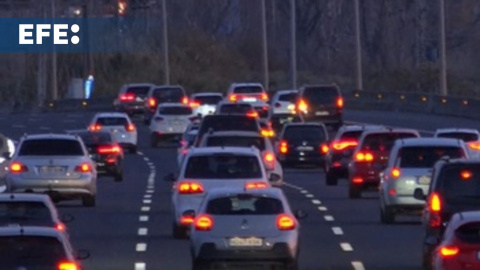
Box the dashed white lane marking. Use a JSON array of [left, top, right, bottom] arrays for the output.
[[138, 228, 148, 236], [143, 199, 152, 204], [144, 194, 152, 198], [137, 151, 144, 155], [136, 243, 147, 252], [324, 215, 334, 221], [141, 206, 150, 212], [143, 157, 149, 161], [332, 227, 344, 235], [12, 125, 25, 128], [351, 261, 365, 270], [340, 242, 353, 252], [139, 215, 149, 222], [318, 206, 328, 211], [305, 194, 314, 198], [311, 199, 321, 205], [134, 262, 146, 270], [39, 126, 51, 130], [146, 189, 154, 193], [300, 190, 308, 194]]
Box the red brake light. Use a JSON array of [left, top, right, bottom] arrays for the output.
[[126, 124, 135, 132], [180, 214, 195, 225], [429, 192, 442, 213], [332, 140, 358, 151], [260, 93, 268, 101], [263, 152, 275, 170], [440, 246, 459, 257], [461, 170, 472, 180], [190, 101, 200, 108], [279, 140, 288, 154], [75, 163, 92, 173], [336, 97, 344, 108], [148, 98, 156, 107], [355, 151, 374, 162], [352, 177, 363, 184], [297, 99, 308, 113], [10, 162, 28, 173], [58, 261, 79, 270], [98, 145, 121, 154], [194, 214, 213, 231], [229, 94, 238, 102], [277, 214, 296, 230], [182, 96, 189, 105], [88, 124, 101, 131], [56, 222, 66, 231], [246, 111, 259, 118], [261, 128, 275, 137], [178, 181, 204, 194], [119, 93, 135, 102], [391, 168, 401, 178], [468, 142, 480, 150], [320, 143, 329, 154], [245, 182, 268, 189]]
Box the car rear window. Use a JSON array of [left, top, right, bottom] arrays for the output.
[[302, 87, 339, 104], [455, 222, 480, 244], [126, 86, 150, 96], [339, 131, 363, 141], [184, 154, 262, 179], [0, 202, 53, 227], [233, 86, 264, 94], [283, 126, 327, 141], [437, 132, 479, 142], [158, 106, 192, 115], [398, 146, 465, 168], [193, 95, 223, 105], [199, 117, 259, 136], [19, 139, 84, 156], [278, 93, 297, 102], [438, 164, 480, 200], [206, 195, 283, 215], [0, 236, 66, 268], [96, 117, 128, 126], [361, 132, 418, 152], [206, 136, 266, 151], [77, 132, 112, 145], [218, 104, 253, 114], [152, 87, 184, 102]]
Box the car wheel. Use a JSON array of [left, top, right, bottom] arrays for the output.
[[82, 195, 96, 207], [325, 170, 338, 186], [348, 185, 361, 199], [172, 222, 187, 239], [380, 206, 395, 224]]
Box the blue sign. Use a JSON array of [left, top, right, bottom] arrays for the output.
[[84, 75, 94, 99]]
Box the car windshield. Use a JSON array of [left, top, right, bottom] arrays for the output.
[[439, 164, 480, 200], [193, 95, 223, 105], [206, 136, 266, 151], [158, 106, 192, 115], [233, 86, 264, 94], [184, 154, 262, 179], [437, 132, 479, 142], [398, 146, 465, 168], [361, 132, 418, 152], [126, 86, 150, 97], [206, 195, 283, 215], [152, 87, 184, 102], [0, 202, 53, 226], [76, 132, 112, 146], [0, 236, 67, 268], [96, 117, 128, 126], [219, 104, 253, 114], [302, 87, 339, 104], [278, 93, 297, 102], [283, 126, 327, 141], [19, 139, 84, 156]]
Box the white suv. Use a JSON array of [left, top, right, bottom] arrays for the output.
[[88, 112, 138, 153], [226, 82, 269, 103]]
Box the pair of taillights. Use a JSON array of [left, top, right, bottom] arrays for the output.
[[228, 93, 269, 103], [177, 181, 268, 194], [119, 93, 135, 102], [9, 162, 93, 173], [97, 145, 122, 154], [148, 96, 189, 108], [278, 140, 329, 154], [89, 123, 135, 132], [296, 97, 344, 113], [186, 213, 296, 231]]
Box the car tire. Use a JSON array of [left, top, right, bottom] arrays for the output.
[[326, 170, 338, 186], [82, 195, 96, 207], [380, 206, 395, 224], [172, 222, 187, 239], [348, 185, 361, 199]]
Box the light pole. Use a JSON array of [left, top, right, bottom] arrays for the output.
[[289, 0, 296, 90], [161, 0, 170, 85], [439, 0, 447, 96], [354, 0, 363, 91], [51, 0, 58, 100], [260, 0, 269, 89]]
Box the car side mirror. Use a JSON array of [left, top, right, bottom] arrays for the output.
[[269, 173, 281, 182], [413, 188, 426, 201], [61, 213, 75, 224], [294, 209, 308, 220], [76, 249, 90, 260], [164, 173, 177, 182], [424, 235, 440, 246]]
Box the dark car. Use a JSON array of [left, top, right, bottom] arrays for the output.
[[143, 85, 188, 124], [276, 123, 329, 167], [413, 159, 480, 269], [296, 84, 343, 129], [348, 128, 420, 198], [267, 113, 303, 135], [70, 131, 124, 182], [113, 83, 153, 116], [324, 125, 384, 186]]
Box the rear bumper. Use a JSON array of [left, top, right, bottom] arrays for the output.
[[195, 242, 296, 263], [279, 153, 324, 165]]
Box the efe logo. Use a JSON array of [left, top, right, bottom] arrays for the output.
[[19, 24, 80, 45]]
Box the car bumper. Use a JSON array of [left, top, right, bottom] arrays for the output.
[[6, 175, 96, 197], [279, 153, 324, 164]]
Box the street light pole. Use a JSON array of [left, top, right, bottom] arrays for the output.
[[439, 0, 448, 96], [354, 0, 363, 91], [161, 0, 170, 85], [51, 0, 58, 100], [289, 0, 296, 90], [260, 0, 269, 89]]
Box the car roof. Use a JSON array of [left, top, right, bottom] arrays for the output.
[[192, 92, 223, 97], [205, 187, 285, 200], [158, 103, 191, 108], [153, 84, 184, 89], [438, 158, 480, 165], [435, 128, 480, 134], [275, 90, 298, 95], [22, 133, 79, 140], [396, 138, 464, 147], [123, 83, 154, 88], [361, 128, 419, 136], [188, 146, 260, 156], [217, 101, 253, 106], [284, 122, 326, 128], [0, 226, 65, 238], [449, 211, 480, 229], [231, 82, 264, 87], [205, 131, 262, 138], [0, 193, 52, 203], [339, 124, 385, 132], [95, 112, 129, 118], [204, 114, 253, 120]]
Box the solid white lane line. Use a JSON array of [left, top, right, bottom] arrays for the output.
[[143, 199, 152, 204], [305, 194, 314, 198], [136, 243, 147, 252], [141, 206, 150, 212], [138, 228, 148, 236], [311, 199, 321, 205], [340, 242, 353, 252], [318, 206, 328, 211], [134, 262, 146, 270], [144, 194, 152, 198], [351, 261, 365, 270], [139, 215, 149, 222], [324, 215, 334, 221], [332, 227, 344, 235]]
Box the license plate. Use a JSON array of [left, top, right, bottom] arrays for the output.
[[417, 175, 431, 185], [228, 237, 263, 247], [243, 97, 257, 102], [40, 166, 66, 174], [315, 111, 329, 116], [296, 146, 313, 151]]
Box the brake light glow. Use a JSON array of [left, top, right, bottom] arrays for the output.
[[355, 152, 374, 162], [336, 97, 344, 108], [260, 93, 268, 101], [56, 222, 65, 231], [320, 143, 329, 154], [246, 111, 259, 118], [277, 214, 296, 230], [297, 99, 308, 113], [263, 152, 275, 170], [261, 129, 275, 137], [88, 124, 101, 131], [148, 98, 156, 107], [180, 214, 195, 225], [352, 177, 363, 184], [119, 93, 135, 102], [178, 181, 204, 194], [245, 182, 268, 189], [440, 246, 459, 257], [468, 142, 480, 151], [98, 145, 121, 154], [10, 162, 27, 173], [190, 101, 200, 108], [75, 163, 92, 173], [182, 96, 189, 105], [391, 168, 401, 178], [279, 140, 288, 154], [194, 214, 213, 231], [429, 192, 441, 212], [58, 261, 79, 270], [126, 124, 135, 132], [461, 170, 472, 180], [229, 94, 238, 102], [332, 140, 358, 151]]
